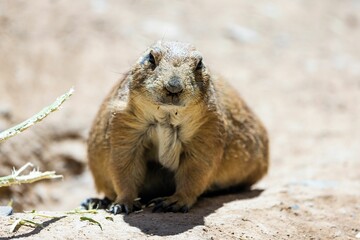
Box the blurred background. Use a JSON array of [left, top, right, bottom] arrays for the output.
[[0, 0, 359, 222]]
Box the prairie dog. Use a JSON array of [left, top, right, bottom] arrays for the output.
[[85, 41, 269, 214]]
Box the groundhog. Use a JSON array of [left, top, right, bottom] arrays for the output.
[[83, 41, 269, 214]]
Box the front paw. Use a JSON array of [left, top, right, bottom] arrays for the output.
[[107, 200, 142, 215], [147, 195, 195, 213], [81, 197, 111, 210]]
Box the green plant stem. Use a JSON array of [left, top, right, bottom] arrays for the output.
[[0, 87, 74, 142]]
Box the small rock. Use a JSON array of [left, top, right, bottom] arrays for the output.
[[0, 206, 13, 216], [333, 230, 342, 237], [291, 204, 300, 210]]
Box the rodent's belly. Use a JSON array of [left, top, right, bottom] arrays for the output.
[[138, 161, 176, 203]]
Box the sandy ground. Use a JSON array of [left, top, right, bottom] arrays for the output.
[[0, 0, 360, 239]]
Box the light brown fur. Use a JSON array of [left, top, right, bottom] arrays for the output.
[[87, 41, 269, 214]]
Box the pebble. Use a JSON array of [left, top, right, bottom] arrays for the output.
[[0, 206, 13, 216], [291, 204, 300, 210]]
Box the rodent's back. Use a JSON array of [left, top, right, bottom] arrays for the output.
[[210, 76, 269, 189]]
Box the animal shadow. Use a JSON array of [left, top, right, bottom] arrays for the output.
[[124, 188, 263, 236]]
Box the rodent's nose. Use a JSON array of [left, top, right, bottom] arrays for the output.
[[165, 76, 183, 94]]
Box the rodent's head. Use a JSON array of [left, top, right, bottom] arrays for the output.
[[129, 41, 211, 107]]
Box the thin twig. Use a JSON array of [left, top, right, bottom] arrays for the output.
[[9, 218, 43, 233], [0, 87, 74, 142], [12, 163, 34, 177], [0, 163, 63, 188]]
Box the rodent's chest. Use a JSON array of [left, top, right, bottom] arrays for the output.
[[147, 107, 194, 142], [143, 107, 202, 170]]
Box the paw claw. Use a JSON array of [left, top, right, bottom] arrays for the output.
[[152, 202, 164, 213], [148, 197, 188, 213], [147, 197, 163, 207], [107, 203, 123, 215], [107, 200, 142, 215]]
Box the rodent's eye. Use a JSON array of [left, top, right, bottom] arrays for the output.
[[148, 52, 156, 68], [196, 58, 203, 71], [149, 53, 156, 65]]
